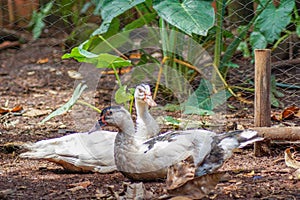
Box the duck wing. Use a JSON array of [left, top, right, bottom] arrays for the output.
[[20, 131, 117, 173]]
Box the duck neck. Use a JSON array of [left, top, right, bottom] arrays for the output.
[[115, 118, 139, 150], [135, 100, 158, 139]]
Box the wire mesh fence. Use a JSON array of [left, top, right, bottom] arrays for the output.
[[1, 0, 300, 129]]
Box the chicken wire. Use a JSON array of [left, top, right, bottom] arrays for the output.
[[1, 1, 300, 127]]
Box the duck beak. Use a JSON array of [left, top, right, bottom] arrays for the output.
[[145, 95, 157, 107], [88, 121, 102, 134]]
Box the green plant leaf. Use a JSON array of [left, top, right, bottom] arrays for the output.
[[237, 41, 251, 58], [224, 62, 240, 69], [62, 47, 131, 69], [270, 75, 284, 107], [93, 53, 132, 68], [40, 83, 88, 124], [255, 0, 295, 43], [153, 0, 214, 36], [123, 13, 157, 31], [250, 31, 268, 50], [28, 1, 53, 39], [183, 79, 231, 115], [296, 23, 300, 37], [115, 85, 134, 104], [163, 116, 181, 126], [92, 0, 145, 35], [271, 93, 284, 108], [62, 47, 86, 62]]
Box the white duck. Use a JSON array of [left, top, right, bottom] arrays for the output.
[[19, 84, 158, 173], [98, 106, 263, 180]]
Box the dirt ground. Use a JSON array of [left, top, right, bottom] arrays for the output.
[[0, 36, 300, 199]]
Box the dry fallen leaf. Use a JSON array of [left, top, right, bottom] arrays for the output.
[[284, 147, 300, 169], [0, 107, 9, 114], [167, 172, 224, 199], [67, 70, 83, 79], [23, 108, 51, 117], [271, 112, 282, 121], [36, 58, 49, 64], [0, 105, 23, 115], [11, 105, 23, 112], [101, 67, 132, 75], [121, 182, 153, 200], [282, 106, 300, 120], [167, 156, 195, 190], [67, 180, 92, 192], [272, 105, 300, 121]]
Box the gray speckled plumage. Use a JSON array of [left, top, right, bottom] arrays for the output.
[[100, 106, 263, 180]]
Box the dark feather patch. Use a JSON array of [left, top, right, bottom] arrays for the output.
[[195, 136, 225, 176], [143, 131, 182, 153]]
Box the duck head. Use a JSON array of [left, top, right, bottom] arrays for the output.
[[135, 84, 157, 107], [98, 106, 133, 131]]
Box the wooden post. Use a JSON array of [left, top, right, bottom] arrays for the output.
[[254, 49, 271, 156]]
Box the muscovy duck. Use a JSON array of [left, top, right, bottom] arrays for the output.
[[97, 106, 263, 180], [19, 84, 158, 173]]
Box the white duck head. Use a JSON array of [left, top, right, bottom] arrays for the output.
[[134, 84, 157, 107]]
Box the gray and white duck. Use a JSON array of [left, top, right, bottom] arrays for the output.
[[19, 84, 158, 173], [97, 106, 263, 180]]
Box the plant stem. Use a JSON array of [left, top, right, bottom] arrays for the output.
[[77, 100, 102, 113], [111, 64, 122, 88], [212, 63, 237, 97], [272, 31, 292, 51], [230, 85, 255, 92], [154, 56, 168, 99], [214, 0, 226, 71], [98, 35, 128, 60]]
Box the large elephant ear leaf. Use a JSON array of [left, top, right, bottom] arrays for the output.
[[92, 0, 145, 36], [255, 0, 295, 43], [153, 0, 215, 36]]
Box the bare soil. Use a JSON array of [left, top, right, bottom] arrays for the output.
[[0, 37, 299, 199]]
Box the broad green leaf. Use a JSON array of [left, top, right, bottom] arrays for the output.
[[92, 0, 145, 35], [163, 116, 180, 126], [153, 0, 215, 36], [42, 1, 54, 14], [237, 41, 251, 58], [250, 31, 267, 50], [62, 47, 131, 69], [32, 14, 45, 40], [41, 83, 88, 123], [183, 79, 231, 115], [255, 0, 295, 43], [115, 85, 134, 104], [123, 13, 157, 31], [62, 47, 86, 62], [93, 53, 132, 68], [271, 93, 284, 108], [102, 17, 121, 39], [28, 1, 53, 39]]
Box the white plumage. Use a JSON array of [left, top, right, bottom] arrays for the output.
[[19, 84, 159, 173], [99, 106, 263, 180]]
